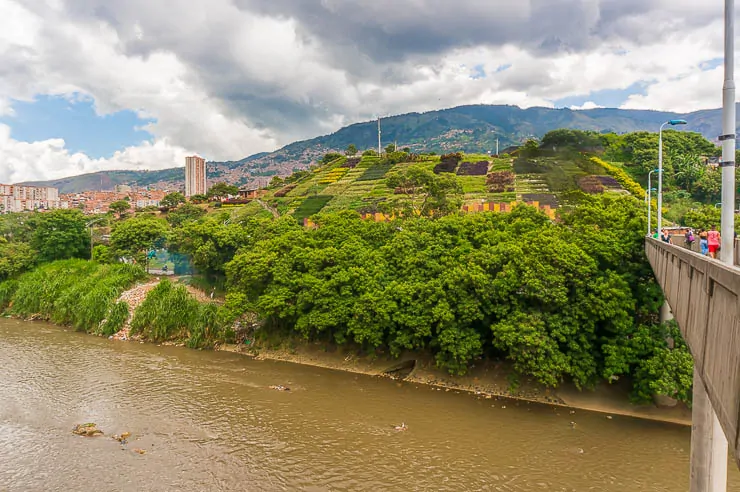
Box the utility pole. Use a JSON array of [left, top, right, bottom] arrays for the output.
[[496, 138, 499, 156], [690, 1, 733, 490], [377, 116, 382, 156]]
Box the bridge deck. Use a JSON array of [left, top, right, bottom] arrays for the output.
[[645, 238, 740, 468]]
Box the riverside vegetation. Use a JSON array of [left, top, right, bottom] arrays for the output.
[[1, 128, 725, 406]]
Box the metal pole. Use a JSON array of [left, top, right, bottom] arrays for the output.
[[496, 138, 499, 156], [657, 122, 666, 234], [377, 117, 382, 156], [690, 1, 733, 490]]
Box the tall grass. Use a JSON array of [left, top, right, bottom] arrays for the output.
[[130, 280, 200, 341], [7, 259, 146, 333], [0, 280, 18, 310]]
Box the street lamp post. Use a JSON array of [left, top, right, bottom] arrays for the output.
[[647, 169, 660, 236], [657, 119, 688, 234]]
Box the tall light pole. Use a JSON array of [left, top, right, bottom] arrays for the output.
[[690, 2, 733, 491], [657, 119, 687, 233], [647, 169, 659, 235]]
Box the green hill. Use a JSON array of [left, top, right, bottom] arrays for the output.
[[20, 103, 735, 193], [253, 149, 630, 222]]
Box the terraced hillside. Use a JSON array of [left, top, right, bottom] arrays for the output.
[[255, 151, 629, 222]]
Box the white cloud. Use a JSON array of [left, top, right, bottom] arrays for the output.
[[0, 124, 189, 184], [0, 0, 735, 183], [570, 101, 604, 110]]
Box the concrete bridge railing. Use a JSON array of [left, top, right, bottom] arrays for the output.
[[645, 237, 740, 468]]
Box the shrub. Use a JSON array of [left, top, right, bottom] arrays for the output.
[[457, 161, 489, 176], [590, 157, 644, 198], [433, 153, 463, 174], [486, 171, 516, 192], [578, 176, 606, 194], [342, 157, 361, 168]]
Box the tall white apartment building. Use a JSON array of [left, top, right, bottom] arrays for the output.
[[185, 156, 207, 197], [0, 185, 60, 213]]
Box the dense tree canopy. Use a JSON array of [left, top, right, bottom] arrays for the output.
[[110, 215, 170, 261], [29, 209, 89, 262], [161, 192, 186, 209], [207, 183, 239, 200], [221, 195, 686, 401]]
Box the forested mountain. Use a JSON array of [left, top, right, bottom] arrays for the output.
[[20, 104, 737, 193]]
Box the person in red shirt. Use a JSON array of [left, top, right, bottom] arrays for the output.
[[707, 225, 721, 259]]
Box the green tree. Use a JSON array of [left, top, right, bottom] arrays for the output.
[[29, 209, 89, 262], [161, 192, 186, 209], [189, 194, 207, 204], [385, 164, 463, 217], [345, 144, 358, 156], [110, 215, 170, 262], [0, 213, 33, 243], [109, 200, 131, 217], [671, 152, 705, 194], [0, 241, 36, 280], [384, 143, 396, 154], [320, 153, 343, 165], [91, 244, 115, 264], [166, 203, 206, 228], [206, 182, 239, 200]]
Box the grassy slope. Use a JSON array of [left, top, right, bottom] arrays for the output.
[[219, 151, 629, 221]]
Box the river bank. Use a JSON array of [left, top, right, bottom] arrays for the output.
[[216, 339, 692, 426], [2, 265, 692, 427]]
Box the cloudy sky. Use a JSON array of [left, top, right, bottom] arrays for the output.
[[0, 0, 733, 183]]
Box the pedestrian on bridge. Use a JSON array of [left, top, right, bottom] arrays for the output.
[[707, 225, 721, 259], [660, 228, 672, 244], [699, 229, 709, 256]]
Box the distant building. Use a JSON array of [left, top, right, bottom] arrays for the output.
[[115, 184, 132, 193], [185, 155, 207, 197], [0, 185, 60, 213]]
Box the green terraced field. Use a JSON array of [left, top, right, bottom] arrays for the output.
[[246, 151, 626, 221]]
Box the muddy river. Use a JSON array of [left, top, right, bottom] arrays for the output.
[[1, 320, 739, 491]]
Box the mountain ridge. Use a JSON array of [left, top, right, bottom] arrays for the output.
[[18, 104, 737, 194]]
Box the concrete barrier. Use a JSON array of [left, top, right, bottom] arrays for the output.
[[645, 237, 740, 469]]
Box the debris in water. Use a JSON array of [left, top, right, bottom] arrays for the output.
[[72, 423, 104, 437], [112, 432, 132, 444], [269, 385, 290, 391], [393, 423, 408, 431], [133, 448, 146, 455]]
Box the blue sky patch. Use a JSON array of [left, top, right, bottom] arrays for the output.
[[552, 81, 650, 109], [0, 94, 154, 158], [471, 64, 486, 79], [699, 58, 723, 71]]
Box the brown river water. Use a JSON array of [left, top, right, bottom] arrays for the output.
[[1, 319, 739, 492]]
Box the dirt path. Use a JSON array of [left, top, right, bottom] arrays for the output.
[[255, 199, 280, 219], [111, 280, 160, 341]]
